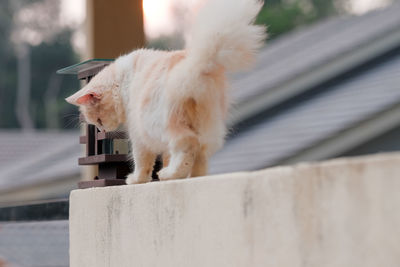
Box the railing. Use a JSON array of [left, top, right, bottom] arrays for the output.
[[0, 199, 68, 222]]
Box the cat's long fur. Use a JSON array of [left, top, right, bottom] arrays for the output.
[[66, 0, 266, 184]]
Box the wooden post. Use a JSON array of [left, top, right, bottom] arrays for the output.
[[86, 0, 145, 59], [82, 0, 145, 181]]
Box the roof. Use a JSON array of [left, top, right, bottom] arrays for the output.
[[0, 221, 69, 266], [229, 2, 400, 124], [0, 131, 80, 192], [210, 51, 400, 174]]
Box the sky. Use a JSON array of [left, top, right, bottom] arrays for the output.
[[348, 0, 391, 14], [61, 0, 392, 42], [142, 0, 201, 38], [60, 0, 86, 26]]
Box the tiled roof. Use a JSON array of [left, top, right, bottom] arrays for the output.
[[0, 221, 69, 266], [210, 52, 400, 174]]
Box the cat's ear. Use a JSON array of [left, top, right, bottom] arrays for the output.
[[76, 92, 101, 105], [66, 90, 101, 106]]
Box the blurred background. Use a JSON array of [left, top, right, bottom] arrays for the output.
[[0, 0, 400, 265]]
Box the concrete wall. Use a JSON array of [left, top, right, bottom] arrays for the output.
[[70, 153, 400, 267]]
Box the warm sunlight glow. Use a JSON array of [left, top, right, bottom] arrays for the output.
[[143, 0, 175, 38], [61, 0, 85, 26], [348, 0, 390, 14], [61, 0, 86, 56]]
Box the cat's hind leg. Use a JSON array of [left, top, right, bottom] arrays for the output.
[[191, 146, 208, 177], [162, 152, 170, 168], [126, 144, 156, 184], [158, 136, 199, 181]]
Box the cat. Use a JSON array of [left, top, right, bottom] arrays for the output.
[[66, 0, 266, 184]]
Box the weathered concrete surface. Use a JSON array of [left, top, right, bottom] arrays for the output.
[[70, 153, 400, 267]]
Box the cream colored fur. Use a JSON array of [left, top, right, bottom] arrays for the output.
[[66, 0, 266, 184]]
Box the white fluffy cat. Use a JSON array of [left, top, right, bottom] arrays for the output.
[[66, 0, 266, 184]]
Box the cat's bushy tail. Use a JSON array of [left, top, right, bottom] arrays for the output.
[[185, 0, 266, 73]]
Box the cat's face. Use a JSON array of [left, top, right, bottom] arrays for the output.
[[65, 64, 124, 131]]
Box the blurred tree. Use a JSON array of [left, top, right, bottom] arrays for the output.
[[256, 0, 339, 39], [0, 1, 18, 128], [0, 0, 80, 129], [147, 33, 184, 50], [30, 31, 80, 129]]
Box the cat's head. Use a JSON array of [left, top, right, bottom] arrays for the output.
[[65, 64, 125, 131]]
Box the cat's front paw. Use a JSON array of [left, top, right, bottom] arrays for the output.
[[125, 173, 151, 185], [158, 167, 186, 181]]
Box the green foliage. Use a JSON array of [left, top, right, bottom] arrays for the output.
[[256, 0, 338, 39], [0, 0, 80, 129], [256, 3, 311, 39], [30, 31, 80, 129], [0, 1, 17, 128], [147, 33, 184, 51], [0, 31, 80, 129]]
